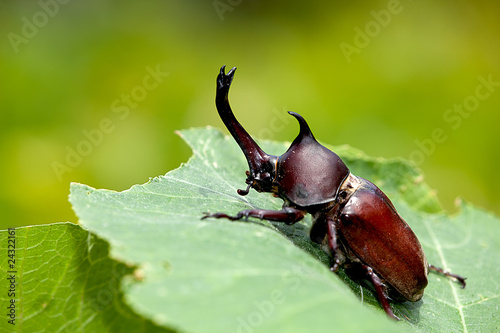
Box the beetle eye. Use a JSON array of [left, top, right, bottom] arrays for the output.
[[338, 191, 347, 201]]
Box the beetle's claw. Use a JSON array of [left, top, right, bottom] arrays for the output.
[[201, 212, 239, 221], [201, 212, 225, 220], [456, 276, 467, 288], [429, 264, 467, 288]]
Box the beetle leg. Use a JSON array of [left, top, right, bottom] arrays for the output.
[[326, 220, 346, 272], [361, 264, 400, 321], [429, 264, 467, 288], [202, 207, 305, 225]]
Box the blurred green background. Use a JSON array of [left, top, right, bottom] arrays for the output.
[[1, 0, 498, 229]]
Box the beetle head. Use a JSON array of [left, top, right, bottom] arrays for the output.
[[276, 112, 350, 206], [216, 66, 277, 195], [215, 66, 349, 205]]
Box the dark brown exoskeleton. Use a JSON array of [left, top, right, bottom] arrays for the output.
[[203, 66, 466, 320]]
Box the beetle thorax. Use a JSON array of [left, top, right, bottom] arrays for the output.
[[275, 135, 350, 207]]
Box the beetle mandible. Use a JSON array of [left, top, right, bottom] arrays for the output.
[[202, 66, 466, 320]]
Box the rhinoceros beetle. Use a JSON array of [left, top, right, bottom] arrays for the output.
[[203, 66, 466, 320]]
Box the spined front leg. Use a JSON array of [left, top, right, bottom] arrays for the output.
[[202, 207, 305, 225], [326, 220, 346, 272]]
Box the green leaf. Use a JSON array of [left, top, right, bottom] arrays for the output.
[[0, 223, 172, 333], [2, 127, 499, 332]]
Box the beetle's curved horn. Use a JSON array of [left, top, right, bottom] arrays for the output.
[[215, 66, 276, 194], [287, 111, 316, 143]]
